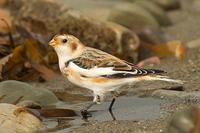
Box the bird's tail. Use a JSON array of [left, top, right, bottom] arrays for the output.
[[141, 75, 184, 84]]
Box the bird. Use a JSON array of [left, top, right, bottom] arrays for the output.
[[49, 34, 183, 119]]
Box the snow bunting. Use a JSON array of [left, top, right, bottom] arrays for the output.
[[49, 34, 182, 118]]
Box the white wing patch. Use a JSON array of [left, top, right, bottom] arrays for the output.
[[68, 62, 138, 77]]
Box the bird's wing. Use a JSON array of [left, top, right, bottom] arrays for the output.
[[65, 48, 165, 78]]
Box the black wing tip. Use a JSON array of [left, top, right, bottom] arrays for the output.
[[149, 69, 167, 74]]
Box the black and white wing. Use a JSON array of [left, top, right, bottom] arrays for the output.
[[65, 48, 166, 78]]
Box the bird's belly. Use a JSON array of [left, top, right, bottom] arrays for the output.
[[65, 70, 87, 88]]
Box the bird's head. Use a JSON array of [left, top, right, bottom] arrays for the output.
[[49, 34, 85, 59]]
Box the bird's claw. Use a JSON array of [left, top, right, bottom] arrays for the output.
[[81, 109, 92, 119]]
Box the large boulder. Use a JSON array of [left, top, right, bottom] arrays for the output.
[[8, 0, 140, 63], [135, 0, 171, 26], [108, 3, 159, 32], [0, 103, 44, 132]]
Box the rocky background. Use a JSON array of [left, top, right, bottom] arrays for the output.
[[0, 0, 199, 133]]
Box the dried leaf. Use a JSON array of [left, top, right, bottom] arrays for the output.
[[0, 18, 14, 57], [0, 9, 12, 33], [1, 39, 55, 81], [54, 91, 92, 102], [144, 40, 185, 60], [0, 0, 7, 7], [32, 64, 55, 81], [0, 45, 11, 57], [48, 47, 58, 65], [0, 38, 9, 45], [0, 54, 12, 80], [38, 108, 77, 118]]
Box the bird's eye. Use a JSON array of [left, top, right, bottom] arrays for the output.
[[62, 39, 67, 43]]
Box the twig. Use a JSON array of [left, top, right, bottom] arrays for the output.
[[0, 95, 6, 101], [0, 18, 15, 49], [13, 96, 24, 105]]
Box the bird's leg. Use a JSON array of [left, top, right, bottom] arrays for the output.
[[109, 91, 119, 111], [81, 102, 96, 119], [109, 98, 116, 111], [81, 95, 100, 118], [108, 98, 116, 120], [81, 102, 96, 112], [109, 91, 119, 120]]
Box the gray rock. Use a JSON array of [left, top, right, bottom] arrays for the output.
[[0, 103, 44, 132], [108, 3, 159, 32], [135, 0, 171, 26], [0, 80, 59, 107], [57, 0, 118, 21]]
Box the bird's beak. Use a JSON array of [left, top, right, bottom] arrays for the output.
[[49, 39, 56, 47]]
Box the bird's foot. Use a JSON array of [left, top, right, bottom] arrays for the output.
[[81, 109, 92, 119]]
